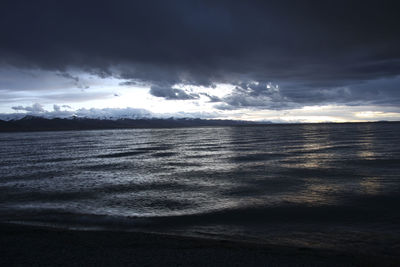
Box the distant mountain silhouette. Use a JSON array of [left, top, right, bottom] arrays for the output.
[[0, 116, 267, 132]]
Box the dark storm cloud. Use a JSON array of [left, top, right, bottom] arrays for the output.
[[1, 0, 399, 107], [149, 85, 200, 100]]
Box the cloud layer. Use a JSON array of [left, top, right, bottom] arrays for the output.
[[0, 0, 399, 112]]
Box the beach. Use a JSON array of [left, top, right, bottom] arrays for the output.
[[1, 223, 398, 267]]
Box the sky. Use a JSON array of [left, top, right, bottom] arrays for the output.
[[1, 0, 400, 122]]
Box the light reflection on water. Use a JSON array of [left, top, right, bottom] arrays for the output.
[[0, 123, 399, 252]]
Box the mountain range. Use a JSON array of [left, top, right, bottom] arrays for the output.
[[0, 116, 265, 132]]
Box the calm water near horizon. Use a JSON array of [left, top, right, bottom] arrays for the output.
[[1, 123, 400, 254]]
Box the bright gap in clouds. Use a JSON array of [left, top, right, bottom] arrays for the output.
[[1, 68, 400, 122], [228, 105, 400, 123], [85, 82, 234, 115]]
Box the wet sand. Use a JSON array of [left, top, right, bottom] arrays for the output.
[[0, 223, 398, 266]]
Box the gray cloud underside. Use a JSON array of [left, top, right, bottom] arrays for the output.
[[149, 86, 199, 100], [1, 0, 400, 109]]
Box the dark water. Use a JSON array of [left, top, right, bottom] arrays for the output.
[[1, 123, 400, 254]]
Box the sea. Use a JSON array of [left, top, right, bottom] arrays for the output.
[[1, 123, 399, 255]]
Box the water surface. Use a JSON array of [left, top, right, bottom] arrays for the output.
[[1, 123, 399, 254]]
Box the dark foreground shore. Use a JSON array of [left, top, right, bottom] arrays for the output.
[[0, 223, 398, 267]]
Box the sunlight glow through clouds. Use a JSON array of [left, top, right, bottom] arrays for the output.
[[95, 82, 235, 114], [230, 105, 400, 123], [1, 70, 400, 122], [355, 111, 400, 119]]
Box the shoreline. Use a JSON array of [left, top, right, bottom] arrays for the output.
[[1, 222, 398, 266], [1, 120, 399, 134]]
